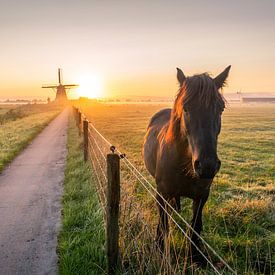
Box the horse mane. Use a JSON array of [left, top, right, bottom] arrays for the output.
[[166, 73, 225, 142]]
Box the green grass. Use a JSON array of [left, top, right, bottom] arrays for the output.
[[0, 107, 25, 124], [0, 107, 61, 172], [0, 105, 17, 116], [75, 102, 274, 274], [0, 103, 60, 124], [0, 104, 18, 112], [58, 116, 106, 275]]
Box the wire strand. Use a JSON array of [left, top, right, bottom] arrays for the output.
[[88, 133, 107, 161], [88, 147, 107, 218]]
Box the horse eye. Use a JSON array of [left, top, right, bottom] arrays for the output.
[[218, 108, 224, 115]]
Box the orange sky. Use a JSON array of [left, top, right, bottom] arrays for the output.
[[0, 0, 274, 99]]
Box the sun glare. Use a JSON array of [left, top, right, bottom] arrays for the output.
[[76, 74, 103, 98]]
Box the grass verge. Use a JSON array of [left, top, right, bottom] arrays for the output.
[[58, 116, 106, 275], [0, 110, 60, 173]]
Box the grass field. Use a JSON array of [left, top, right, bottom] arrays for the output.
[[75, 101, 275, 274], [0, 105, 17, 115], [58, 116, 106, 275], [0, 104, 61, 172]]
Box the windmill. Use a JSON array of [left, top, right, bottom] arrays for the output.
[[42, 68, 78, 102]]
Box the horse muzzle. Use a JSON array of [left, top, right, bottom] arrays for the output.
[[193, 158, 221, 179]]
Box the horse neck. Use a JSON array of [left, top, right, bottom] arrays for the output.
[[165, 109, 189, 151]]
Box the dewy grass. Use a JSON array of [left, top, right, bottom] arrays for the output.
[[0, 109, 60, 173], [58, 116, 106, 275]]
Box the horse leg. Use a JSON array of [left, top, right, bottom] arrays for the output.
[[175, 195, 181, 211], [156, 194, 169, 251], [168, 196, 181, 211], [190, 195, 208, 266]]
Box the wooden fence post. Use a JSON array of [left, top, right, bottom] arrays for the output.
[[83, 120, 89, 161], [75, 108, 79, 126], [78, 111, 82, 135], [106, 153, 120, 274]]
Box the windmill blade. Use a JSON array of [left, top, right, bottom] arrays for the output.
[[63, 84, 79, 88], [58, 68, 63, 84], [42, 85, 58, 88]]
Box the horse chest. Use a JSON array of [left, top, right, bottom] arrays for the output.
[[156, 167, 210, 199]]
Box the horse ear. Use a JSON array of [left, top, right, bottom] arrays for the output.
[[176, 68, 186, 87], [214, 65, 231, 89]]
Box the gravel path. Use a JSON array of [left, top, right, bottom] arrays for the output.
[[0, 108, 69, 275]]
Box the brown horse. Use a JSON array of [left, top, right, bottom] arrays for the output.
[[143, 66, 231, 264]]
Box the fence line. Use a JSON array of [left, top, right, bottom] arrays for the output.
[[89, 143, 107, 189], [87, 141, 107, 217], [73, 106, 236, 274]]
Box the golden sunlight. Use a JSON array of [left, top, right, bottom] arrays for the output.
[[76, 74, 103, 98]]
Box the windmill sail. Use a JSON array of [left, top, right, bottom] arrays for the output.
[[58, 68, 62, 85]]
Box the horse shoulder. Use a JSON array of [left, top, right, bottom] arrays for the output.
[[155, 141, 181, 193]]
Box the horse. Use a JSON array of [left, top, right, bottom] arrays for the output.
[[143, 66, 231, 265]]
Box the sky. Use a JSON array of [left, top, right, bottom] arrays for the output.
[[0, 0, 274, 99]]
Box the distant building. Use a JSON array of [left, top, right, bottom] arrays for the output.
[[242, 97, 275, 103]]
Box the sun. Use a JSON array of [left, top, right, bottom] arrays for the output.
[[76, 74, 103, 98]]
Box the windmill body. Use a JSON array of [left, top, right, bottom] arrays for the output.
[[42, 69, 78, 102]]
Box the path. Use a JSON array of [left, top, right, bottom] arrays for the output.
[[0, 107, 69, 275]]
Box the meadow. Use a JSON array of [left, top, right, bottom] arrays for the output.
[[74, 101, 275, 274], [0, 104, 61, 172]]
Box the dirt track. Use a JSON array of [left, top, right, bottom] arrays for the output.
[[0, 108, 69, 275]]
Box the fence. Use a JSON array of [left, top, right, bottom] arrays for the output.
[[72, 106, 236, 274]]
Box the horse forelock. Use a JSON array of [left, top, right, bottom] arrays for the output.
[[180, 73, 225, 111]]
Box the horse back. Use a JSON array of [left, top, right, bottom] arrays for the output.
[[143, 108, 171, 178]]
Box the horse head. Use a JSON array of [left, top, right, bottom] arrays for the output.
[[175, 66, 231, 179]]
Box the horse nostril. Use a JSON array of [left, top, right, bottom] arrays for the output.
[[194, 159, 201, 171]]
